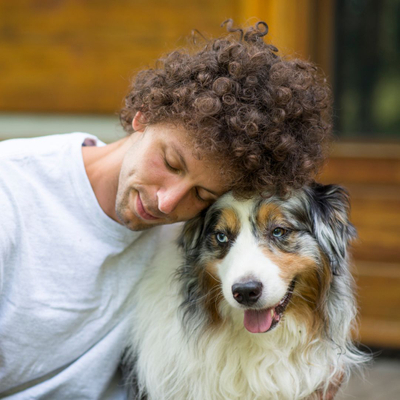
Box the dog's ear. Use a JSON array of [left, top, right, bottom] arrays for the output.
[[178, 210, 207, 254], [306, 183, 357, 275]]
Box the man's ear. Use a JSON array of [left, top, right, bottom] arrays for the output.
[[132, 111, 146, 132]]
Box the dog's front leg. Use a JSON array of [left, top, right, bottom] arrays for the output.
[[309, 371, 344, 400]]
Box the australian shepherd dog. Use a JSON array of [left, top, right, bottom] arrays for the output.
[[124, 183, 368, 399]]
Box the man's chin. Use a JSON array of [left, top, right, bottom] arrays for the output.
[[125, 222, 156, 232], [115, 207, 166, 232]]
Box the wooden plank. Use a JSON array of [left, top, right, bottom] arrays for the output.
[[354, 261, 400, 279], [331, 142, 400, 159], [350, 199, 400, 262], [358, 318, 400, 348], [321, 158, 400, 184], [355, 263, 400, 347], [355, 265, 400, 321]]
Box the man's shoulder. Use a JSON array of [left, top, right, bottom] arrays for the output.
[[0, 132, 97, 161], [0, 133, 98, 230]]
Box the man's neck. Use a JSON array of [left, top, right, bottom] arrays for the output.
[[82, 136, 130, 222]]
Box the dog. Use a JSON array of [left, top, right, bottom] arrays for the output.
[[124, 183, 368, 399]]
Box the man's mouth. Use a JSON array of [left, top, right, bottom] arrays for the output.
[[243, 279, 296, 334], [136, 193, 160, 221]]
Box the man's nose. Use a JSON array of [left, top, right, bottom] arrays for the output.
[[157, 183, 191, 215]]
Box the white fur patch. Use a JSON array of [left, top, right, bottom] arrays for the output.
[[217, 200, 287, 309]]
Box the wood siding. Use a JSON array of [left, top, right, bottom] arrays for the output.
[[0, 0, 323, 114], [0, 0, 238, 113], [321, 144, 400, 347]]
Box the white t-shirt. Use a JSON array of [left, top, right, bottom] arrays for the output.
[[0, 133, 161, 399]]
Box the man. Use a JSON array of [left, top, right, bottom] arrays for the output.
[[0, 21, 332, 399]]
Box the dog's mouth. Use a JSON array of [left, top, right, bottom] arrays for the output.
[[243, 279, 296, 334]]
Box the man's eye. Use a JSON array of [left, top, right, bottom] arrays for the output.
[[165, 158, 180, 172], [272, 227, 287, 238], [215, 232, 229, 244], [195, 189, 208, 203]]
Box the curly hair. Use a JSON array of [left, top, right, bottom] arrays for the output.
[[120, 20, 332, 197]]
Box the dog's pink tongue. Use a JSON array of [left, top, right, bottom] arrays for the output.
[[244, 309, 273, 333]]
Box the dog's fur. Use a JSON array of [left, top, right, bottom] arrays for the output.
[[124, 184, 368, 399]]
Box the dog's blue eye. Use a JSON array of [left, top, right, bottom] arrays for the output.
[[272, 227, 286, 238], [216, 232, 228, 243]]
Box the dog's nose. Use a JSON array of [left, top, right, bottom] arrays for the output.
[[232, 281, 263, 306]]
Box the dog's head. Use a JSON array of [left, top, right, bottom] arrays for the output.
[[178, 183, 356, 335]]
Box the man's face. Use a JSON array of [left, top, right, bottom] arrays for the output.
[[115, 122, 227, 231]]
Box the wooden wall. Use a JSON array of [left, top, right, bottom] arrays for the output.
[[0, 0, 238, 113], [0, 0, 328, 114], [321, 144, 400, 348]]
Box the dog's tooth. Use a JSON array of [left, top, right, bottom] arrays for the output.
[[270, 309, 274, 318]]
